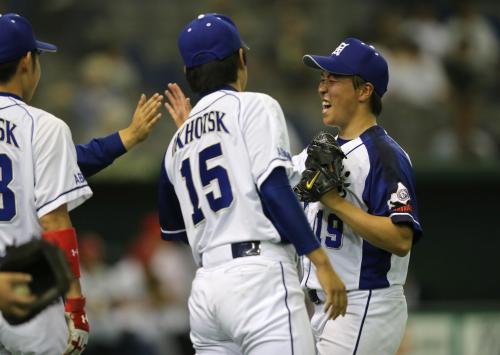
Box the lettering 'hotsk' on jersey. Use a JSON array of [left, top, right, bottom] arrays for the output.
[[296, 125, 422, 292], [172, 110, 230, 154], [0, 94, 92, 254], [160, 89, 294, 265]]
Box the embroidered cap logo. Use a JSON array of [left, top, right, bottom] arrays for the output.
[[332, 42, 349, 56]]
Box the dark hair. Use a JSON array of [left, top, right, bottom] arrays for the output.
[[186, 50, 246, 94], [0, 50, 39, 84], [352, 75, 382, 116]]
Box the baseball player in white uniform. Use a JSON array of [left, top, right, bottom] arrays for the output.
[[0, 13, 92, 354], [297, 38, 423, 354], [160, 13, 347, 355]]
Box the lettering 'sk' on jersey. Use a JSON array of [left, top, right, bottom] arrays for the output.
[[0, 94, 92, 254]]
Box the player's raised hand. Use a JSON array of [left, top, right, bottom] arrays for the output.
[[119, 93, 164, 150], [0, 272, 36, 319], [307, 248, 347, 320], [164, 83, 191, 128]]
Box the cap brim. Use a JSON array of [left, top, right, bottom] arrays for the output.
[[303, 54, 354, 76], [241, 41, 250, 51], [36, 40, 57, 53]]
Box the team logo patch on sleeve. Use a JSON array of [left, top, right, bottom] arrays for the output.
[[387, 182, 412, 212]]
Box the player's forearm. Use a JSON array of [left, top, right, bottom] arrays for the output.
[[118, 127, 139, 151], [306, 246, 332, 269], [76, 132, 126, 178], [39, 205, 85, 284], [39, 204, 73, 231], [66, 279, 83, 298], [321, 193, 413, 256]]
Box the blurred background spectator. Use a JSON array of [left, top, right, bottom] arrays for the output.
[[79, 214, 194, 355], [4, 0, 498, 167]]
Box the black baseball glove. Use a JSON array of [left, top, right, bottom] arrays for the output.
[[0, 239, 73, 325], [294, 131, 348, 202]]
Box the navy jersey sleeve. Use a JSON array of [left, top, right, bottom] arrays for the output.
[[260, 167, 320, 255], [76, 132, 127, 178], [363, 138, 423, 241], [159, 158, 188, 243]]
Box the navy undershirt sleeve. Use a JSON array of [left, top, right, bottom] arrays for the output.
[[260, 167, 320, 256], [76, 132, 127, 178], [158, 158, 188, 244]]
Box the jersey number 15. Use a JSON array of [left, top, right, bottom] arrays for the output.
[[180, 143, 233, 225]]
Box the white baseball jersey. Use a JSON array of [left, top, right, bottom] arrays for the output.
[[296, 125, 421, 354], [0, 93, 92, 254], [160, 89, 294, 264], [159, 88, 316, 354], [297, 125, 422, 292]]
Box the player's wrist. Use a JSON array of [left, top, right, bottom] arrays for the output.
[[64, 296, 85, 312], [320, 189, 343, 210], [307, 247, 331, 268], [118, 128, 138, 151]]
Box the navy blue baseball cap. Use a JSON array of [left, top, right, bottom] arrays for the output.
[[303, 38, 389, 97], [178, 13, 247, 68], [0, 13, 57, 64]]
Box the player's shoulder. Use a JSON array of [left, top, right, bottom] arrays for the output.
[[237, 91, 284, 120], [21, 104, 72, 140], [361, 125, 412, 168], [238, 91, 280, 106], [17, 102, 66, 126]]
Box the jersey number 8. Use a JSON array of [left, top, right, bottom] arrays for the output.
[[0, 154, 16, 222], [181, 143, 233, 225]]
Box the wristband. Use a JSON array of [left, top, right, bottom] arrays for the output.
[[42, 228, 81, 278], [64, 296, 86, 312]]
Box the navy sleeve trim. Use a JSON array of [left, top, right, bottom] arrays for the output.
[[161, 229, 189, 244], [36, 184, 90, 212], [76, 132, 127, 178], [159, 157, 187, 244], [260, 167, 320, 255]]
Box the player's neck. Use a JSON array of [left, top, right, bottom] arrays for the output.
[[228, 82, 241, 91], [0, 81, 24, 101], [338, 113, 377, 140]]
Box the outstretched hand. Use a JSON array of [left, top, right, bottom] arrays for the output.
[[119, 93, 163, 150], [164, 83, 191, 128]]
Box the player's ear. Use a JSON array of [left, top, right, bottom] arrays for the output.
[[238, 48, 246, 69], [358, 82, 374, 103], [19, 52, 32, 73]]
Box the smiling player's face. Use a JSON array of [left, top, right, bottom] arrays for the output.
[[317, 71, 358, 128]]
